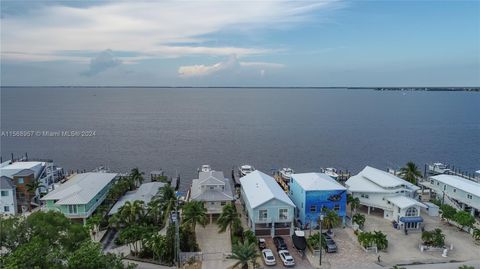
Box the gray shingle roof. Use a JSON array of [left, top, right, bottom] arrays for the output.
[[0, 176, 15, 189]]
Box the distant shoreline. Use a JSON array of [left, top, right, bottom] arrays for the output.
[[1, 86, 479, 91]]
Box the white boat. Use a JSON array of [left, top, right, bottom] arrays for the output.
[[321, 167, 339, 180], [428, 163, 450, 174], [199, 165, 211, 173], [279, 168, 294, 181], [239, 165, 255, 177]]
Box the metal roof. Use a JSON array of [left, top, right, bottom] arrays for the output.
[[41, 172, 117, 205], [190, 170, 234, 202], [108, 182, 165, 215], [430, 174, 480, 197], [292, 173, 346, 191], [346, 166, 419, 192], [0, 161, 43, 178], [240, 170, 295, 209], [387, 196, 426, 209]]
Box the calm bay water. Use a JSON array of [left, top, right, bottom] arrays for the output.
[[1, 87, 479, 191]]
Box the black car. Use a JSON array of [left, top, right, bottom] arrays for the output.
[[273, 236, 288, 251]]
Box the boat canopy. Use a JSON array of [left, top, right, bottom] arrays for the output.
[[399, 216, 423, 223], [292, 231, 307, 251]]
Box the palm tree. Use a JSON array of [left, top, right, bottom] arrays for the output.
[[307, 232, 326, 250], [159, 184, 176, 224], [321, 209, 340, 230], [472, 228, 480, 241], [182, 201, 208, 231], [217, 203, 240, 235], [458, 266, 474, 269], [398, 161, 422, 185], [130, 168, 144, 187], [146, 198, 163, 225], [86, 214, 102, 239], [119, 200, 145, 225], [352, 213, 366, 228], [230, 239, 258, 269], [25, 180, 46, 206], [373, 231, 388, 250]]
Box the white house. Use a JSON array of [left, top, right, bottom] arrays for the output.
[[189, 170, 234, 222], [240, 171, 295, 236], [0, 176, 17, 215], [420, 174, 480, 217], [346, 166, 425, 229]]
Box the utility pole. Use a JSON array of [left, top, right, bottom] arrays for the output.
[[175, 195, 180, 268], [318, 214, 324, 267]]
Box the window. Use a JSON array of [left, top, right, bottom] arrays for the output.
[[220, 202, 226, 206], [68, 205, 77, 214], [453, 189, 456, 193], [443, 185, 446, 191], [1, 191, 8, 196], [210, 202, 215, 205], [209, 186, 214, 190], [17, 178, 24, 184], [405, 207, 418, 217], [361, 194, 369, 199], [436, 182, 439, 186], [430, 180, 434, 184], [321, 206, 328, 212], [279, 208, 288, 220], [467, 194, 473, 199], [310, 205, 317, 212], [4, 206, 9, 212], [259, 209, 268, 220], [334, 204, 340, 211]]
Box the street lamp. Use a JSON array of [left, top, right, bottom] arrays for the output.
[[318, 214, 324, 267]]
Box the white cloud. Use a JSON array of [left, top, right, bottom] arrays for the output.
[[178, 54, 284, 77], [1, 1, 341, 62]]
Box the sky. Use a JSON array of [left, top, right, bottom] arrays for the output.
[[0, 0, 479, 87]]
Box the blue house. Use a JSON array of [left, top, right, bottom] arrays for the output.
[[240, 171, 296, 236], [289, 173, 347, 229]]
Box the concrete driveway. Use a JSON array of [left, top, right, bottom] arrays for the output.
[[196, 223, 236, 269]]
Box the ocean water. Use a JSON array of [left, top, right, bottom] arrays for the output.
[[1, 87, 479, 191]]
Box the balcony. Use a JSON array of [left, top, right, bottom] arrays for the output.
[[255, 216, 292, 224]]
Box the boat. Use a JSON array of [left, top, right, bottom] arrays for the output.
[[292, 230, 307, 254], [428, 163, 450, 174], [199, 164, 212, 173], [321, 167, 339, 180], [279, 168, 294, 182], [239, 165, 255, 177]]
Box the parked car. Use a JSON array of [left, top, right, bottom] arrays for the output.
[[278, 250, 295, 267], [258, 238, 266, 250], [170, 211, 178, 223], [322, 233, 337, 253], [261, 249, 276, 266], [273, 236, 288, 251]]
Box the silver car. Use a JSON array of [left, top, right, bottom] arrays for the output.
[[261, 249, 276, 266], [278, 250, 295, 267]]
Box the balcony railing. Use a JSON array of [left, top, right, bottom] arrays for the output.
[[255, 216, 292, 223]]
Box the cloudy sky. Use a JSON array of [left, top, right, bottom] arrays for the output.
[[1, 0, 478, 86]]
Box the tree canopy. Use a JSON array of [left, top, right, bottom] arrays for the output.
[[0, 211, 134, 269]]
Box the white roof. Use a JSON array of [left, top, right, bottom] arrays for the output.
[[346, 166, 419, 192], [0, 161, 44, 178], [42, 172, 117, 205], [240, 170, 295, 209], [292, 173, 346, 191], [387, 196, 427, 209], [430, 174, 480, 197], [108, 182, 165, 215]]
